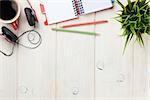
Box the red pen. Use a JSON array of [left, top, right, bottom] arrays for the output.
[[40, 2, 48, 25], [61, 20, 108, 28]]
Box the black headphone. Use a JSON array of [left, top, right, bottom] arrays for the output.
[[2, 26, 18, 42], [25, 8, 37, 27], [1, 26, 42, 56], [24, 0, 38, 27]]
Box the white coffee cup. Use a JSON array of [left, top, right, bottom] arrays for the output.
[[0, 0, 21, 30]]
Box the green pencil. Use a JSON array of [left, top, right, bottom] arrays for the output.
[[51, 28, 99, 36]]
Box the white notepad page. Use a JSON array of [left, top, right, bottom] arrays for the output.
[[81, 0, 113, 14], [43, 0, 77, 24]]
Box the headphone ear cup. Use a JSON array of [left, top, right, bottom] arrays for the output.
[[24, 8, 36, 26], [2, 26, 18, 42]]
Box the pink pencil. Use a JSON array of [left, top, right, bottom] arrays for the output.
[[61, 20, 108, 28]]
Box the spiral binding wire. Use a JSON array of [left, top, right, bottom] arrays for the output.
[[72, 0, 84, 16], [77, 0, 84, 15], [72, 0, 79, 16]]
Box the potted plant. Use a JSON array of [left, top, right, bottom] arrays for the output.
[[116, 0, 150, 52]]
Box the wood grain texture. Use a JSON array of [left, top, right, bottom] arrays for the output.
[[16, 1, 56, 100], [55, 14, 95, 100], [95, 1, 134, 99], [0, 20, 17, 100], [0, 0, 149, 100], [148, 37, 150, 100]]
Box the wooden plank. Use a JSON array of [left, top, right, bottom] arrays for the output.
[[0, 24, 17, 100], [133, 35, 149, 99], [148, 37, 150, 99], [16, 1, 56, 100], [95, 0, 134, 99], [55, 14, 95, 100]]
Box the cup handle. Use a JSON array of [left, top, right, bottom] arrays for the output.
[[11, 21, 18, 30]]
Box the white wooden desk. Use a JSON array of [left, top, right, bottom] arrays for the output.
[[0, 0, 149, 100]]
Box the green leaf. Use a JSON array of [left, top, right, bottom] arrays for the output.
[[144, 7, 149, 15], [122, 23, 130, 29], [140, 2, 149, 10], [138, 33, 144, 46], [115, 19, 122, 23], [141, 0, 146, 4], [121, 31, 127, 36], [138, 15, 142, 24], [145, 16, 150, 20], [129, 21, 137, 29], [127, 0, 132, 9], [146, 31, 150, 35], [123, 34, 131, 54], [123, 15, 131, 24], [144, 26, 148, 33], [114, 16, 121, 19], [130, 27, 136, 35], [129, 34, 134, 41], [137, 6, 140, 13], [133, 0, 139, 10], [116, 0, 126, 10]]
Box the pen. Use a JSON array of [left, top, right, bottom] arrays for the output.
[[61, 20, 108, 28], [52, 28, 99, 36], [40, 3, 48, 25]]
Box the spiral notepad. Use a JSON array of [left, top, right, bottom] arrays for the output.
[[43, 0, 113, 25]]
